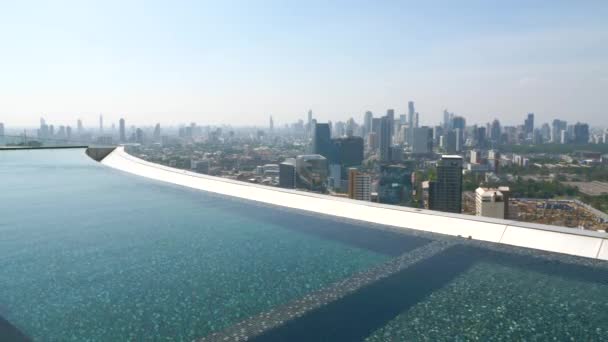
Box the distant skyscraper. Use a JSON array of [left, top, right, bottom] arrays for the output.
[[379, 115, 392, 162], [386, 109, 395, 141], [0, 122, 4, 141], [66, 126, 72, 140], [269, 116, 274, 131], [407, 101, 415, 145], [312, 122, 332, 160], [412, 127, 433, 154], [135, 128, 144, 144], [119, 118, 126, 142], [378, 165, 412, 205], [490, 119, 502, 143], [429, 155, 463, 213], [77, 119, 83, 136], [99, 114, 104, 133], [524, 113, 534, 135], [363, 111, 373, 137], [573, 122, 590, 144], [443, 109, 450, 130], [552, 119, 567, 143], [348, 168, 371, 201], [331, 136, 364, 167], [153, 123, 161, 142], [307, 110, 313, 137]]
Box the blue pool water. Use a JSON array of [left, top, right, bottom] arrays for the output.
[[0, 149, 427, 340], [2, 148, 608, 341]]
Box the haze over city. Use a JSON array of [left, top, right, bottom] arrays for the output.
[[1, 0, 607, 127]]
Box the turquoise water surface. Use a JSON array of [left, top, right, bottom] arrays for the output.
[[0, 149, 425, 340]]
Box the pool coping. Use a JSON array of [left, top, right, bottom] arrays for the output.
[[93, 146, 608, 261]]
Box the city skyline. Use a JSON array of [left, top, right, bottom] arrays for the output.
[[1, 1, 607, 126]]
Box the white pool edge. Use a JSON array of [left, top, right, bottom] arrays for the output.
[[97, 146, 608, 261]]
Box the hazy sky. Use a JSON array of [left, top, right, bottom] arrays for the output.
[[1, 0, 607, 128]]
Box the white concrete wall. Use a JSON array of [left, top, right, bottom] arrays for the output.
[[99, 147, 608, 261]]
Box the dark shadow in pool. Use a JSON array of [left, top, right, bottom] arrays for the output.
[[250, 244, 476, 342], [0, 316, 30, 342]]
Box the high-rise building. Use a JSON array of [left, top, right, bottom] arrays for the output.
[[378, 165, 412, 205], [371, 118, 381, 150], [429, 155, 463, 213], [77, 119, 83, 136], [135, 128, 144, 144], [269, 116, 274, 132], [153, 123, 161, 142], [363, 111, 373, 137], [470, 150, 481, 164], [490, 119, 501, 143], [99, 115, 104, 133], [573, 122, 590, 144], [279, 158, 296, 189], [347, 168, 371, 201], [407, 101, 415, 145], [119, 118, 126, 142], [552, 119, 567, 143], [296, 154, 328, 192], [412, 127, 433, 154], [524, 113, 534, 135], [445, 130, 457, 154], [0, 122, 4, 137], [307, 110, 313, 137], [66, 126, 72, 140], [312, 122, 332, 160], [475, 187, 510, 219], [331, 136, 364, 167], [443, 109, 450, 130], [379, 115, 392, 162]]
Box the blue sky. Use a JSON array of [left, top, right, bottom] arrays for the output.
[[1, 0, 607, 127]]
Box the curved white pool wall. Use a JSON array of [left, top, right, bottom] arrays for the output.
[[98, 146, 608, 261]]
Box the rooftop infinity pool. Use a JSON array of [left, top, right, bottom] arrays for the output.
[[1, 148, 607, 341]]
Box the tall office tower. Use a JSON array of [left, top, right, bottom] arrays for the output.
[[412, 127, 433, 154], [551, 119, 567, 143], [279, 158, 296, 189], [77, 119, 83, 136], [379, 115, 392, 162], [296, 154, 328, 192], [407, 101, 415, 145], [445, 130, 457, 154], [135, 128, 144, 144], [475, 126, 487, 148], [312, 122, 332, 160], [573, 122, 590, 144], [428, 155, 463, 213], [348, 168, 371, 201], [346, 118, 356, 137], [371, 118, 381, 150], [331, 136, 364, 167], [475, 187, 510, 219], [307, 110, 313, 137], [119, 118, 126, 142], [99, 115, 104, 133], [378, 165, 412, 205], [443, 109, 450, 130], [269, 116, 274, 132], [363, 111, 373, 137], [49, 125, 55, 137], [414, 112, 419, 128], [455, 128, 463, 152], [524, 113, 534, 135], [153, 123, 161, 142], [66, 126, 72, 140], [490, 119, 502, 143], [386, 109, 395, 141], [541, 123, 551, 142]]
